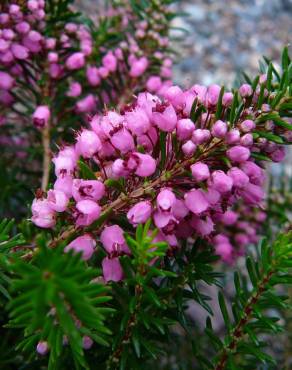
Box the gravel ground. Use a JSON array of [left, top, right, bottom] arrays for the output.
[[171, 0, 292, 87], [74, 0, 292, 87]]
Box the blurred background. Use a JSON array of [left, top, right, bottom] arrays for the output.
[[171, 0, 291, 86], [75, 0, 292, 87]]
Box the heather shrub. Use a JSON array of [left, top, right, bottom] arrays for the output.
[[0, 1, 291, 369]]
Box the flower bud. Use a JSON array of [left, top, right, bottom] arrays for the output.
[[100, 225, 129, 254], [240, 161, 264, 185], [227, 167, 249, 188], [172, 199, 189, 219], [129, 57, 148, 77], [66, 52, 85, 70], [86, 66, 100, 86], [102, 257, 123, 282], [270, 147, 285, 162], [226, 146, 250, 163], [67, 81, 82, 97], [215, 242, 233, 263], [75, 200, 101, 226], [240, 133, 253, 147], [211, 120, 227, 138], [226, 129, 240, 144], [76, 94, 96, 113], [31, 199, 56, 228], [240, 119, 255, 133], [127, 201, 152, 225], [76, 129, 102, 158], [11, 43, 29, 59], [32, 105, 50, 128], [126, 108, 151, 136], [72, 179, 105, 202], [146, 76, 162, 92], [205, 84, 221, 106], [190, 162, 210, 182], [0, 71, 14, 90], [47, 189, 68, 212], [222, 92, 233, 106], [184, 189, 209, 214], [82, 336, 93, 350], [164, 86, 184, 108], [211, 170, 233, 193], [192, 129, 211, 144], [190, 215, 214, 236], [177, 118, 195, 140], [241, 183, 265, 205], [152, 104, 177, 132], [220, 210, 238, 225], [239, 84, 252, 97], [182, 140, 197, 156], [36, 341, 48, 356], [65, 234, 96, 260], [157, 188, 176, 212], [102, 52, 117, 72]]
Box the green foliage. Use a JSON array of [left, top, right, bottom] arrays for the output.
[[0, 219, 25, 302], [205, 233, 292, 369], [7, 237, 113, 370]]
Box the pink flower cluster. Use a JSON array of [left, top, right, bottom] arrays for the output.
[[213, 204, 267, 263], [31, 79, 290, 281], [0, 1, 173, 126]]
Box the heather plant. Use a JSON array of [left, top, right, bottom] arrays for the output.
[[0, 1, 292, 369]]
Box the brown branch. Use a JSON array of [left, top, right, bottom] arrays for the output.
[[214, 270, 275, 370], [41, 123, 51, 191]]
